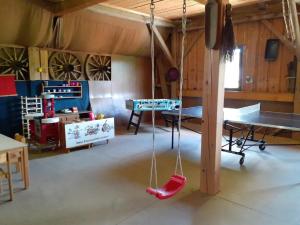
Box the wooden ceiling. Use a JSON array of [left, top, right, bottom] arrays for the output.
[[100, 0, 203, 19], [35, 0, 298, 22], [99, 0, 273, 19]]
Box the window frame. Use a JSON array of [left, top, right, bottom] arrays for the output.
[[224, 45, 244, 91]]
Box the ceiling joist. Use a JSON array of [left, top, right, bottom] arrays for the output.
[[52, 0, 109, 16], [89, 4, 175, 27], [193, 0, 207, 4], [261, 20, 295, 53], [152, 25, 177, 67]]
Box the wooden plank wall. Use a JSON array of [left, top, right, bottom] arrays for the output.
[[182, 18, 295, 96]]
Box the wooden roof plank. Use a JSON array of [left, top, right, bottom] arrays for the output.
[[53, 0, 109, 16], [89, 3, 176, 27]]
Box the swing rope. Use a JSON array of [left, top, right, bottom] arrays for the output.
[[149, 0, 158, 189], [175, 0, 187, 177], [149, 0, 186, 189], [282, 0, 296, 42]]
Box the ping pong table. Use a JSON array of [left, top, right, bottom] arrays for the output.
[[161, 103, 300, 165]]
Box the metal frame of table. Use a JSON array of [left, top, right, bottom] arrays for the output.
[[162, 106, 300, 165]]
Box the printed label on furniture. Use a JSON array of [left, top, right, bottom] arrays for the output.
[[65, 118, 114, 148]]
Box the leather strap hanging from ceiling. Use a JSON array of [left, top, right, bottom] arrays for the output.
[[205, 0, 224, 50]]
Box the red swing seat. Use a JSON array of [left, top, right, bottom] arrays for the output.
[[146, 175, 187, 200]]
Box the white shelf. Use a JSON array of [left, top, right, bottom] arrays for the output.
[[45, 91, 81, 94], [54, 96, 82, 99], [42, 84, 82, 99], [43, 85, 81, 88]]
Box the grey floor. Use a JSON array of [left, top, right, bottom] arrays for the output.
[[1, 125, 300, 225]]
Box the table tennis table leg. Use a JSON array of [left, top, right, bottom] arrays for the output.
[[222, 123, 246, 165], [239, 126, 267, 151], [228, 129, 233, 152], [249, 128, 255, 141]]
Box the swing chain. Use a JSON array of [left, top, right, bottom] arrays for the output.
[[175, 0, 187, 176], [150, 0, 155, 10], [149, 0, 187, 187], [182, 0, 187, 36], [150, 0, 155, 26], [149, 0, 158, 189]]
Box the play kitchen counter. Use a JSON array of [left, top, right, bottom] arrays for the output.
[[59, 118, 115, 153]]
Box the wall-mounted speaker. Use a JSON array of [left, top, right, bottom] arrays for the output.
[[265, 39, 280, 61]]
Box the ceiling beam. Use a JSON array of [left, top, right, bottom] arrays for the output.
[[29, 0, 53, 12], [153, 25, 177, 67], [184, 12, 300, 32], [261, 20, 295, 53], [231, 0, 275, 8], [193, 0, 207, 4], [89, 4, 176, 28], [53, 0, 109, 16]]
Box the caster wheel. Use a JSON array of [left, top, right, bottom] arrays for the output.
[[239, 157, 244, 165], [236, 139, 243, 146], [259, 144, 266, 151]]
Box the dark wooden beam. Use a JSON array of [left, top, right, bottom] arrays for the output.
[[183, 12, 300, 32], [184, 0, 283, 32], [194, 0, 207, 4], [90, 4, 175, 27], [53, 0, 109, 16], [153, 26, 177, 67], [29, 0, 53, 12]]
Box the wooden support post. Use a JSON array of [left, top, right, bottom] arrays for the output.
[[28, 47, 41, 80], [200, 49, 225, 194], [289, 0, 300, 139], [28, 47, 49, 80], [200, 0, 227, 195]]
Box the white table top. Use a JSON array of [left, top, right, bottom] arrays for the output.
[[0, 134, 27, 153]]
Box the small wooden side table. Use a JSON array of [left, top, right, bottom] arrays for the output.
[[0, 134, 29, 201]]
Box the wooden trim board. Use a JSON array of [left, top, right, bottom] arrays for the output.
[[89, 4, 175, 28], [183, 90, 294, 102]]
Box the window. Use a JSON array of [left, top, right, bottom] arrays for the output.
[[224, 47, 243, 90]]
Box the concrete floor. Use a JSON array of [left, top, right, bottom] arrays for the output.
[[1, 125, 300, 225]]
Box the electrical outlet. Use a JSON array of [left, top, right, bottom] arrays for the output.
[[245, 75, 253, 84]]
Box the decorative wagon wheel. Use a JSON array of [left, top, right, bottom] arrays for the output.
[[49, 52, 82, 80], [0, 47, 28, 80], [85, 55, 111, 81]]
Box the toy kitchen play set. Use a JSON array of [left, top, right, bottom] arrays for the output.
[[22, 81, 115, 152]]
